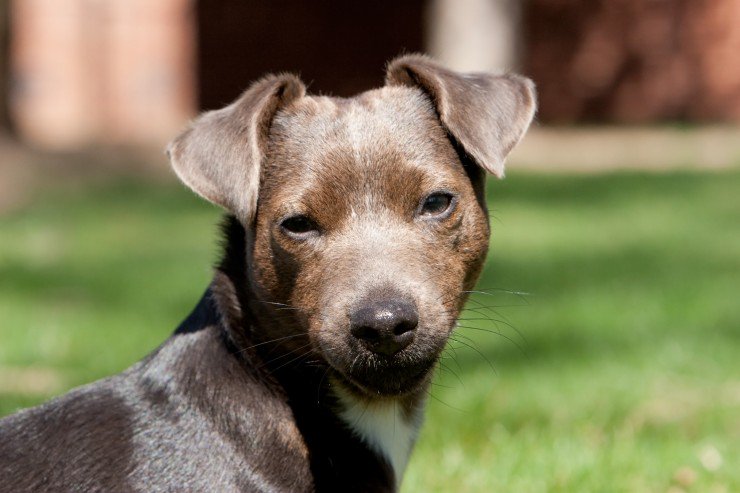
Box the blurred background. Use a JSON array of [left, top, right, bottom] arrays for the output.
[[0, 1, 738, 491]]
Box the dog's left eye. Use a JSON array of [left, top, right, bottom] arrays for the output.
[[419, 192, 455, 217], [280, 215, 320, 239]]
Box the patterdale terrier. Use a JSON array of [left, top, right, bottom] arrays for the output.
[[0, 55, 536, 492]]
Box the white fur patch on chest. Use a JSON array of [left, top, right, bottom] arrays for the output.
[[334, 387, 421, 484]]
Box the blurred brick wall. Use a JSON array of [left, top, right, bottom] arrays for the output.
[[9, 0, 424, 149], [0, 0, 9, 129], [8, 0, 740, 151], [525, 0, 740, 123], [9, 0, 195, 149]]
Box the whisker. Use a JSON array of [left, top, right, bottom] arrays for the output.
[[423, 387, 465, 413], [463, 288, 532, 306], [316, 366, 332, 405], [255, 300, 301, 309], [449, 335, 498, 375], [258, 342, 313, 367], [457, 316, 528, 343], [467, 286, 532, 295], [437, 359, 464, 387], [269, 349, 315, 373], [236, 333, 308, 353], [465, 301, 529, 310], [462, 297, 529, 345], [455, 324, 528, 356]]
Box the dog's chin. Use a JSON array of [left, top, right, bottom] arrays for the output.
[[331, 355, 437, 398]]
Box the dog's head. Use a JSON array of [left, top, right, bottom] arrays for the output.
[[168, 55, 536, 398]]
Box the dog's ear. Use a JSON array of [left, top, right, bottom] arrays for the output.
[[167, 74, 305, 220], [386, 54, 536, 178]]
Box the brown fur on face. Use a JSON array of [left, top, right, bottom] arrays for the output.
[[169, 54, 537, 398], [247, 87, 490, 396]]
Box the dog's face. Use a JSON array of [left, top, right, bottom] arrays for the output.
[[168, 55, 536, 398], [252, 88, 490, 395]]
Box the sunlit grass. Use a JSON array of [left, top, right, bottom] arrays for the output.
[[1, 171, 738, 492]]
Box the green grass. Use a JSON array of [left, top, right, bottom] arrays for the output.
[[1, 171, 738, 492]]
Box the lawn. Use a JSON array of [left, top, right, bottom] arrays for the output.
[[1, 170, 738, 492]]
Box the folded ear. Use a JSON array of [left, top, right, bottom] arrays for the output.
[[386, 54, 536, 178], [167, 74, 305, 220]]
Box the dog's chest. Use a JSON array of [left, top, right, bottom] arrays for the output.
[[335, 390, 421, 483]]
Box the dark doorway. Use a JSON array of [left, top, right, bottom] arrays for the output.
[[196, 1, 426, 110]]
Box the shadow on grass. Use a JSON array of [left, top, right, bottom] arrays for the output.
[[446, 244, 740, 372]]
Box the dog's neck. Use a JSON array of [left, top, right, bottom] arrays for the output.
[[333, 382, 426, 480], [203, 215, 427, 489]]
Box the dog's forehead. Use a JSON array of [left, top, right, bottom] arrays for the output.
[[267, 86, 456, 173]]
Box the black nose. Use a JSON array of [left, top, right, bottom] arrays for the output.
[[349, 298, 419, 356]]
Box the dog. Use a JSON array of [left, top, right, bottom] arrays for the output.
[[0, 55, 535, 492]]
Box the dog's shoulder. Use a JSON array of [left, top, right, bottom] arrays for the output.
[[0, 321, 313, 492], [0, 372, 136, 491]]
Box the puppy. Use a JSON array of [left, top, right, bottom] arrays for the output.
[[0, 55, 536, 492]]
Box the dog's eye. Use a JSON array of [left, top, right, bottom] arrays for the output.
[[419, 192, 455, 217], [280, 215, 320, 238]]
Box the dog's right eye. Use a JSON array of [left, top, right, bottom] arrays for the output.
[[280, 215, 320, 239], [419, 192, 455, 218]]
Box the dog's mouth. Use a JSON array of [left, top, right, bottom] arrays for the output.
[[327, 350, 438, 397], [314, 311, 454, 397]]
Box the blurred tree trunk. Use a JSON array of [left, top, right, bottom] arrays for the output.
[[426, 0, 523, 72]]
